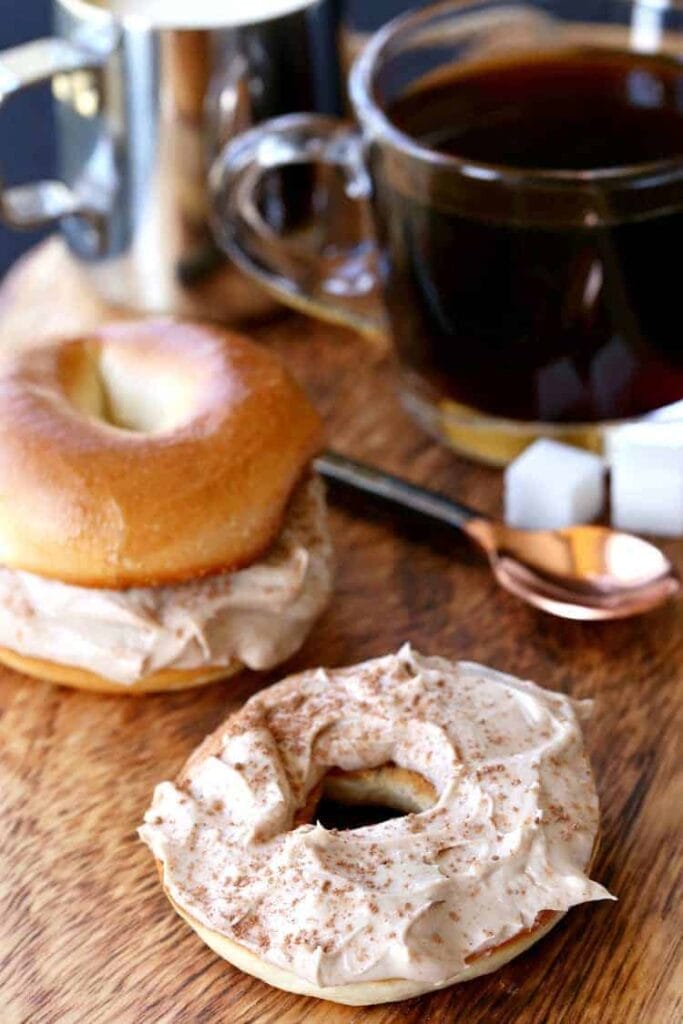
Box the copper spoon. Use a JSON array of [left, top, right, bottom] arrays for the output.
[[315, 450, 680, 621]]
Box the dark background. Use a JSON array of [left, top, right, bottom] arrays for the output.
[[0, 0, 426, 277], [0, 1, 56, 274]]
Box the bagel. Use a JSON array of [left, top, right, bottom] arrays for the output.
[[0, 320, 332, 693], [0, 647, 240, 696], [0, 319, 322, 587], [140, 646, 614, 1004]]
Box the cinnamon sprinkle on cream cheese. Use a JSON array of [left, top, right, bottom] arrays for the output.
[[140, 647, 614, 988]]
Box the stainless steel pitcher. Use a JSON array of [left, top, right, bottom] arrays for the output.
[[0, 0, 337, 321]]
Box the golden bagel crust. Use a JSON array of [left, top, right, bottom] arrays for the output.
[[0, 645, 242, 695], [0, 320, 322, 588]]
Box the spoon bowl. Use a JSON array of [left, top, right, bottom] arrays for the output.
[[469, 521, 680, 620]]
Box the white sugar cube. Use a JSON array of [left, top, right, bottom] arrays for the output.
[[606, 423, 683, 537], [505, 439, 605, 530]]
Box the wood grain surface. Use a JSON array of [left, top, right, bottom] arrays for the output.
[[0, 240, 681, 1024]]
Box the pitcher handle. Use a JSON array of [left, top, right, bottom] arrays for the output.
[[0, 38, 105, 229], [209, 113, 387, 340]]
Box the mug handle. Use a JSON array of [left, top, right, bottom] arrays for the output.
[[209, 113, 387, 341], [0, 39, 105, 229]]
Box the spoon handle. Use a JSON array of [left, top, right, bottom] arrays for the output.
[[314, 450, 481, 532]]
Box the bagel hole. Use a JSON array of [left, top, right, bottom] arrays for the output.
[[67, 346, 195, 434], [315, 796, 405, 831], [96, 350, 187, 433], [309, 764, 437, 832]]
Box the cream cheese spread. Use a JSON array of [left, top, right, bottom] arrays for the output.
[[140, 646, 614, 987]]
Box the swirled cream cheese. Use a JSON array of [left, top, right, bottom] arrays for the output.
[[140, 646, 614, 988], [0, 476, 331, 684]]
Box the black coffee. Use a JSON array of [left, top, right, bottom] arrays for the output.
[[372, 48, 683, 422]]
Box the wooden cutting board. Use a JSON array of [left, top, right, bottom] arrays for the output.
[[0, 240, 681, 1024]]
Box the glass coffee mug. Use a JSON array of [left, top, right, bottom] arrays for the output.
[[212, 0, 683, 464], [338, 1, 435, 82]]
